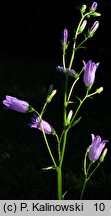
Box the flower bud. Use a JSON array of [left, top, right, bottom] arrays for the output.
[[79, 20, 87, 33], [81, 4, 87, 14], [62, 28, 68, 45], [92, 12, 101, 17], [47, 89, 57, 103], [88, 21, 99, 37], [99, 148, 108, 163], [91, 2, 98, 11], [96, 87, 103, 94], [67, 110, 73, 123]]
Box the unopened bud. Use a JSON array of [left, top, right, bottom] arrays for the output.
[[47, 90, 57, 103], [90, 2, 98, 11], [67, 110, 73, 121], [92, 12, 101, 17], [88, 21, 99, 37], [100, 148, 108, 163], [86, 145, 91, 153], [81, 4, 87, 14], [79, 20, 87, 33], [62, 28, 68, 45], [96, 87, 103, 94]]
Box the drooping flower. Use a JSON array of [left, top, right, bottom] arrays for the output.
[[91, 2, 98, 11], [2, 95, 30, 113], [83, 60, 99, 87], [29, 115, 54, 135], [56, 66, 75, 77], [88, 134, 108, 161], [62, 28, 68, 45]]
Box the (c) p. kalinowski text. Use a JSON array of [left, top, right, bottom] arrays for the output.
[[32, 202, 84, 211]]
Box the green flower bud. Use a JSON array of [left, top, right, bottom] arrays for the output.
[[47, 89, 57, 103], [99, 148, 108, 163], [96, 87, 103, 94], [92, 12, 101, 17], [79, 20, 87, 33], [66, 110, 73, 125], [81, 4, 87, 14]]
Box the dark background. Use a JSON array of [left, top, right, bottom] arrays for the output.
[[0, 0, 111, 199]]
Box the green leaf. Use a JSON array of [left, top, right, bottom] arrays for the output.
[[42, 166, 56, 171], [62, 191, 67, 200], [71, 116, 82, 127]]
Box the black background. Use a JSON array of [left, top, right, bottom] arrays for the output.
[[0, 0, 111, 200]]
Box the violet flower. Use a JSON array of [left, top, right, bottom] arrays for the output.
[[29, 115, 54, 135], [62, 28, 68, 45], [91, 2, 98, 11], [83, 60, 99, 87], [88, 134, 108, 161], [3, 95, 30, 113], [56, 66, 75, 77]]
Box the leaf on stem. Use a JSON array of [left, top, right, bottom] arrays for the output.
[[62, 191, 67, 200], [71, 116, 82, 127], [42, 166, 56, 171], [76, 96, 82, 103]]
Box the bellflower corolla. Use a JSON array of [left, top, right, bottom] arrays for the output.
[[3, 95, 30, 113], [29, 115, 54, 135], [56, 66, 75, 77], [62, 28, 68, 45], [88, 134, 108, 161], [83, 60, 99, 86]]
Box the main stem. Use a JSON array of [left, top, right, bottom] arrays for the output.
[[57, 130, 68, 200], [80, 177, 88, 199], [57, 13, 88, 200], [57, 166, 62, 199]]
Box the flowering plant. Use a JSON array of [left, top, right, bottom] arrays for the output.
[[2, 2, 108, 199]]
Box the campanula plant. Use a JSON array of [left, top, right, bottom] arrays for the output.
[[80, 134, 108, 199], [2, 2, 108, 199]]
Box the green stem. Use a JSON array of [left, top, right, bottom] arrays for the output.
[[60, 129, 68, 168], [87, 162, 101, 181], [80, 177, 88, 200], [57, 167, 62, 200], [33, 108, 57, 168], [68, 10, 94, 70], [68, 15, 84, 70], [40, 101, 47, 117], [57, 130, 68, 200], [80, 161, 100, 199], [63, 48, 68, 126], [80, 162, 93, 200], [54, 132, 61, 162], [67, 68, 84, 109], [41, 125, 57, 168], [71, 96, 86, 125], [67, 77, 79, 102], [75, 36, 89, 51]]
